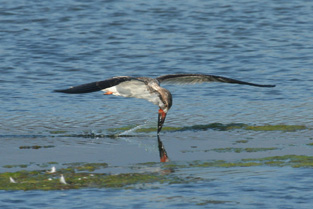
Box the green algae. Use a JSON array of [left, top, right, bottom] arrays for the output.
[[113, 123, 307, 133], [182, 147, 278, 154], [3, 164, 29, 169], [162, 160, 261, 169], [0, 161, 198, 190], [0, 162, 173, 190], [50, 130, 68, 134], [3, 162, 59, 169], [64, 162, 108, 172], [19, 145, 55, 149], [164, 155, 313, 169], [245, 124, 307, 132], [187, 160, 262, 168], [99, 173, 165, 188], [234, 140, 249, 144], [135, 126, 182, 133], [242, 155, 313, 168], [107, 125, 138, 132], [0, 171, 169, 190], [48, 123, 308, 139], [211, 147, 278, 153], [2, 155, 313, 190], [244, 155, 313, 168], [134, 123, 246, 133]]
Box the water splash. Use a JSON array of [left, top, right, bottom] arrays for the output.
[[116, 120, 151, 137]]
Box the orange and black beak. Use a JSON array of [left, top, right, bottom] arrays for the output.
[[158, 109, 167, 134], [158, 135, 169, 162]]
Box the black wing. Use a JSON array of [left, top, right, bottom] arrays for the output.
[[157, 74, 275, 88], [54, 76, 133, 94]]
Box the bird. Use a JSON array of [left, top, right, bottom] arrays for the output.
[[47, 166, 56, 173], [60, 174, 67, 185], [9, 177, 17, 183], [54, 73, 275, 134]]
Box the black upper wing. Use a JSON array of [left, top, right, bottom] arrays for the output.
[[157, 74, 275, 87], [54, 76, 133, 94]]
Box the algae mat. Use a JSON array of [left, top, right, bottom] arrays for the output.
[[2, 155, 313, 190], [108, 123, 308, 134]]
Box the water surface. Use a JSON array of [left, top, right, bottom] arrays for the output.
[[1, 0, 313, 208]]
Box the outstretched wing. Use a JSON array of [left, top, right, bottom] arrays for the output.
[[54, 76, 133, 94], [157, 74, 275, 88], [54, 76, 162, 106]]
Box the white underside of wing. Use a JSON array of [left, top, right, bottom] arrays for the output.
[[102, 80, 162, 107]]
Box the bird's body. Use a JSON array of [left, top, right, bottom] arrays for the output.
[[54, 73, 275, 134], [102, 77, 172, 113]]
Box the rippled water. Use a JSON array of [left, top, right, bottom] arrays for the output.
[[1, 0, 313, 208]]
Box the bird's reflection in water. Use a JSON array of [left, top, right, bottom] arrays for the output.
[[157, 135, 175, 175], [157, 135, 169, 163]]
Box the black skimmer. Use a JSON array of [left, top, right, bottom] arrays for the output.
[[54, 73, 275, 134]]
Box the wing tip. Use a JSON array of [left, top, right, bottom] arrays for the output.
[[261, 84, 276, 88], [54, 89, 65, 93], [53, 88, 79, 94]]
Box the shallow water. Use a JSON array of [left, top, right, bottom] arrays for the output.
[[1, 0, 313, 208]]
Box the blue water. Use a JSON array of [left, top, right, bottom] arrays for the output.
[[1, 0, 313, 208]]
